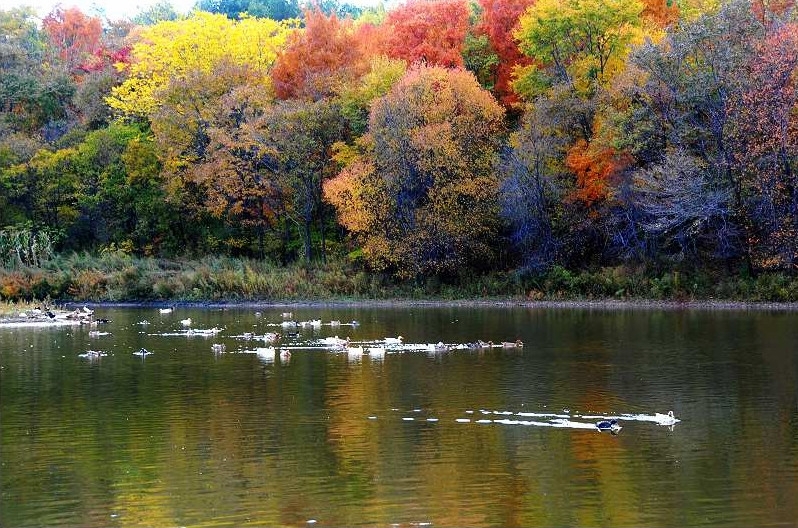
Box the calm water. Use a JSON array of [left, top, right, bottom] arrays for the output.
[[1, 305, 798, 527]]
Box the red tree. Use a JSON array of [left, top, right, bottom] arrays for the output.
[[42, 7, 103, 71], [477, 0, 535, 107], [272, 9, 367, 100], [383, 0, 470, 68], [641, 0, 679, 27]]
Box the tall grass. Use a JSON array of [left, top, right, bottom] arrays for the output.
[[0, 227, 56, 269], [3, 253, 798, 302]]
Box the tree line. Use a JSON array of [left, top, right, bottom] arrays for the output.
[[1, 0, 797, 283]]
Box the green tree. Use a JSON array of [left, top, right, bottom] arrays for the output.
[[195, 0, 301, 20], [514, 0, 644, 97]]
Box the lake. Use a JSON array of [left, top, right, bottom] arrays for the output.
[[1, 305, 797, 527]]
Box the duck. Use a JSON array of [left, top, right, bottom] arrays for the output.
[[367, 346, 386, 358], [467, 340, 493, 350], [655, 410, 679, 426], [79, 350, 106, 359], [384, 336, 403, 346], [159, 307, 173, 314], [256, 347, 276, 361], [180, 318, 192, 326], [427, 342, 448, 353], [134, 348, 152, 357], [501, 340, 524, 348], [281, 312, 293, 319], [596, 418, 622, 434], [321, 336, 349, 350], [211, 343, 226, 353], [279, 349, 292, 361], [346, 346, 364, 359]]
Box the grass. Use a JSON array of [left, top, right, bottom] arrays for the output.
[[0, 299, 42, 317], [2, 252, 798, 304]]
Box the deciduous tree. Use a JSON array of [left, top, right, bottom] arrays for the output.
[[271, 9, 366, 100], [325, 65, 504, 278], [383, 0, 470, 68]]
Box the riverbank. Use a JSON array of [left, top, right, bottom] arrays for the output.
[[3, 253, 798, 306]]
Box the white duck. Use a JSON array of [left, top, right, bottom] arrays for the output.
[[256, 347, 276, 361]]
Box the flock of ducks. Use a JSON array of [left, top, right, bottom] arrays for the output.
[[78, 308, 524, 364]]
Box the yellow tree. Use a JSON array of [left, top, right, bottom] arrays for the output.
[[107, 12, 294, 117], [324, 65, 505, 279]]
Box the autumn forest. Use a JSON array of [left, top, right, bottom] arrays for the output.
[[2, 0, 798, 301]]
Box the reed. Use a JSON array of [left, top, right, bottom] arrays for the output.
[[4, 252, 798, 303]]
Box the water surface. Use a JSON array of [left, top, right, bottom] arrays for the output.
[[2, 306, 797, 527]]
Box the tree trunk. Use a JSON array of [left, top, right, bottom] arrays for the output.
[[303, 220, 312, 262]]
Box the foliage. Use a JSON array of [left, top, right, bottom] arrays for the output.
[[195, 0, 301, 20], [42, 7, 103, 72], [474, 0, 534, 107], [132, 1, 181, 25], [271, 9, 366, 100], [107, 12, 294, 117], [383, 0, 470, 68], [0, 226, 57, 269], [7, 0, 798, 295], [514, 0, 644, 97], [325, 65, 505, 278]]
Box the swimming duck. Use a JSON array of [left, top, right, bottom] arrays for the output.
[[367, 346, 386, 358], [256, 347, 276, 361], [596, 419, 622, 434], [180, 318, 192, 326], [427, 342, 448, 353], [211, 343, 226, 353], [159, 307, 173, 314], [346, 346, 364, 360]]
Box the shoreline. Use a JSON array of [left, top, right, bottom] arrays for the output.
[[60, 297, 798, 311]]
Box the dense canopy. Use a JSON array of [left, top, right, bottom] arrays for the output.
[[2, 0, 798, 288]]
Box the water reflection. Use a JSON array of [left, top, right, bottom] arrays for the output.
[[1, 306, 798, 527]]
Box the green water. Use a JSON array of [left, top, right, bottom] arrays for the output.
[[1, 306, 797, 527]]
